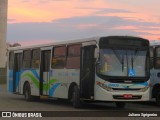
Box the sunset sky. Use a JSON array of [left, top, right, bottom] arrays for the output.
[[7, 0, 160, 46]]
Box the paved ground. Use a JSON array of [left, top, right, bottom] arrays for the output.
[[0, 84, 160, 120]]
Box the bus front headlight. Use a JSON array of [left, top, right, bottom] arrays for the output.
[[105, 86, 113, 91], [100, 84, 113, 91], [139, 86, 149, 92], [97, 82, 113, 91]]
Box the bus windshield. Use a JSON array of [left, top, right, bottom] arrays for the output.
[[97, 48, 148, 77]]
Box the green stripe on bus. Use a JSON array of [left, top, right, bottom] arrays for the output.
[[49, 78, 58, 85], [22, 73, 39, 89], [22, 74, 58, 91]]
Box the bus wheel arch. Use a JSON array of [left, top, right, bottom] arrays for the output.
[[152, 84, 160, 106], [23, 81, 29, 94], [68, 82, 78, 100], [68, 83, 81, 108], [152, 84, 160, 98]]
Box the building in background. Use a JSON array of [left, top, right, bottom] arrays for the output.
[[0, 0, 8, 84]]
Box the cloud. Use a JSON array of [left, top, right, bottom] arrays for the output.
[[21, 0, 67, 3], [21, 0, 31, 3], [19, 39, 54, 46], [94, 8, 134, 14], [52, 15, 160, 29], [7, 15, 160, 45], [76, 7, 133, 14]]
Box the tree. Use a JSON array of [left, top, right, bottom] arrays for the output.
[[6, 42, 21, 48]]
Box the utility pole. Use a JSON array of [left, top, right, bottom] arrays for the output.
[[0, 0, 8, 83]]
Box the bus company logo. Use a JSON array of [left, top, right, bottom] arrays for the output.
[[2, 112, 11, 117], [96, 82, 119, 88], [108, 83, 119, 87]]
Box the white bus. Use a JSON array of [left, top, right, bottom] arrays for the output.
[[149, 40, 160, 105], [7, 36, 150, 108]]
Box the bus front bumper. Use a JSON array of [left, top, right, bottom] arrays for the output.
[[94, 87, 151, 101]]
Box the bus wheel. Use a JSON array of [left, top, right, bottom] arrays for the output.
[[156, 92, 160, 106], [24, 83, 32, 101], [115, 102, 126, 108], [72, 86, 81, 108]]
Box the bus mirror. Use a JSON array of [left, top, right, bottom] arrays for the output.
[[94, 48, 99, 58]]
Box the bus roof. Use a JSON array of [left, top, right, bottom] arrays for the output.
[[8, 36, 100, 51], [150, 40, 160, 46], [8, 36, 149, 51]]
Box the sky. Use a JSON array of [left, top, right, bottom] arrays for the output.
[[7, 0, 160, 46]]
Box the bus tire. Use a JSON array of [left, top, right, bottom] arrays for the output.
[[156, 92, 160, 106], [72, 86, 81, 108], [115, 102, 126, 108], [24, 83, 32, 101]]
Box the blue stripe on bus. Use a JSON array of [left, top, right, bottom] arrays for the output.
[[49, 83, 60, 97], [9, 80, 13, 92], [20, 69, 40, 81], [9, 69, 40, 93], [9, 70, 13, 92], [16, 72, 20, 90], [30, 69, 40, 80]]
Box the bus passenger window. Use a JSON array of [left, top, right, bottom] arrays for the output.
[[156, 59, 160, 68], [9, 52, 14, 69], [52, 46, 66, 69], [155, 47, 160, 69], [23, 50, 32, 68], [66, 44, 81, 69], [31, 49, 40, 69], [150, 47, 154, 69]]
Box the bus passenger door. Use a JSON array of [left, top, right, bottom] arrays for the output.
[[13, 53, 22, 93], [152, 47, 160, 88], [80, 45, 96, 99], [40, 50, 51, 96]]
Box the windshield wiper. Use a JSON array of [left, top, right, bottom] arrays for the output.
[[131, 48, 139, 70], [112, 48, 124, 72], [122, 55, 124, 72], [126, 51, 129, 75], [131, 55, 134, 69]]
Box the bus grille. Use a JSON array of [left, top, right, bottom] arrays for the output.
[[112, 88, 141, 91]]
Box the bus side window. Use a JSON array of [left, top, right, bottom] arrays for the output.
[[150, 47, 154, 69], [51, 46, 66, 69], [9, 52, 14, 69], [66, 44, 81, 69], [23, 50, 32, 69], [31, 49, 40, 69], [155, 47, 160, 69]]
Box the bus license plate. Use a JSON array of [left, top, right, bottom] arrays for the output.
[[123, 94, 132, 98]]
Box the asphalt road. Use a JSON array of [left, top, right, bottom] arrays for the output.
[[0, 84, 160, 120]]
